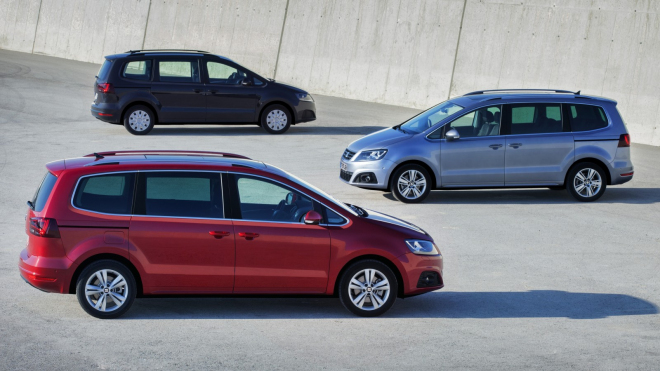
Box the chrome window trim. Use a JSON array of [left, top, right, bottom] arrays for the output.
[[228, 171, 350, 227]]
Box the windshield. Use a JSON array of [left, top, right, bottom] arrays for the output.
[[398, 101, 464, 134], [281, 170, 358, 216]]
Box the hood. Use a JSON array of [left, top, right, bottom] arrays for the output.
[[270, 80, 307, 94], [363, 208, 428, 237], [347, 127, 412, 152]]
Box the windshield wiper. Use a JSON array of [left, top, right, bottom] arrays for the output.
[[392, 124, 408, 134], [346, 203, 369, 217]]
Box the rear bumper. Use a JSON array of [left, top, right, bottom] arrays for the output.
[[18, 249, 74, 294], [397, 252, 444, 297], [293, 100, 316, 123], [91, 103, 121, 124]]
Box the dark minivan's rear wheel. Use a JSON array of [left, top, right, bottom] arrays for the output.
[[390, 164, 431, 203], [76, 260, 136, 319], [123, 105, 155, 135], [567, 162, 607, 202], [261, 104, 291, 134], [338, 260, 398, 317]]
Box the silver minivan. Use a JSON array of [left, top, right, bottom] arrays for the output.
[[340, 89, 634, 203]]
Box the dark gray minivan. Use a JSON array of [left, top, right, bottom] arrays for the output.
[[340, 89, 633, 203]]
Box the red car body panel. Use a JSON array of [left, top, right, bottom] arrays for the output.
[[19, 153, 444, 299]]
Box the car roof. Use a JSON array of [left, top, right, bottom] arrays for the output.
[[449, 90, 616, 108], [104, 50, 234, 62]]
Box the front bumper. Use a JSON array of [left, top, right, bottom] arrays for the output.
[[293, 100, 316, 123], [397, 252, 444, 296], [18, 249, 74, 294], [91, 103, 121, 124], [339, 158, 395, 190]]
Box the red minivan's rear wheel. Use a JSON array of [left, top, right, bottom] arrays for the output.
[[338, 260, 398, 317], [76, 260, 136, 319]]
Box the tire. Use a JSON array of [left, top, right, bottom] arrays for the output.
[[390, 164, 431, 203], [261, 104, 291, 134], [338, 260, 398, 317], [566, 162, 607, 202], [123, 105, 155, 135], [76, 260, 137, 319]]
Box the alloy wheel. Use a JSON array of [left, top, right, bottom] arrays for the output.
[[397, 170, 427, 200], [347, 269, 391, 311], [128, 110, 151, 132], [84, 269, 128, 312], [573, 168, 602, 197]]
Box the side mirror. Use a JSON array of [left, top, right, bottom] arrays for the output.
[[241, 78, 253, 86], [304, 210, 323, 225], [445, 128, 460, 141]]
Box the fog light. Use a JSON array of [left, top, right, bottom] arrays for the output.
[[356, 172, 377, 184]]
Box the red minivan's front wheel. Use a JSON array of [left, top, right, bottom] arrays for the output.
[[338, 260, 398, 317], [76, 260, 137, 319]]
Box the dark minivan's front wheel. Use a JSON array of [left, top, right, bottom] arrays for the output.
[[338, 260, 398, 317], [261, 104, 291, 134], [76, 260, 137, 319], [390, 164, 431, 203], [567, 162, 607, 202], [123, 105, 155, 135]]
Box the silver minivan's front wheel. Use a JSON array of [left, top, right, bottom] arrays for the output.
[[339, 260, 398, 317], [76, 260, 136, 319], [567, 162, 607, 202], [390, 164, 431, 203]]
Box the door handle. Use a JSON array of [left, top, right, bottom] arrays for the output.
[[508, 143, 523, 148], [238, 232, 260, 240], [488, 144, 503, 149], [209, 231, 231, 239]]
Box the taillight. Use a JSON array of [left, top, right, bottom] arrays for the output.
[[29, 217, 60, 238], [97, 83, 114, 94], [618, 134, 630, 147]]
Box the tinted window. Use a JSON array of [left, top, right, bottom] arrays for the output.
[[254, 77, 264, 86], [73, 173, 135, 215], [31, 172, 58, 212], [233, 175, 314, 223], [206, 61, 247, 85], [158, 61, 200, 83], [123, 60, 152, 81], [568, 104, 608, 132], [505, 103, 563, 135], [138, 172, 222, 218], [97, 59, 112, 81], [325, 208, 346, 225], [445, 105, 501, 138]]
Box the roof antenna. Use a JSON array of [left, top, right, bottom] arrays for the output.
[[575, 90, 581, 95], [93, 153, 104, 160]]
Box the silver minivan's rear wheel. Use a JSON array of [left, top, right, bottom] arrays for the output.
[[567, 162, 607, 202], [390, 164, 431, 203], [76, 260, 136, 319], [338, 260, 398, 317]]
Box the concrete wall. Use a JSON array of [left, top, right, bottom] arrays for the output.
[[0, 0, 659, 144]]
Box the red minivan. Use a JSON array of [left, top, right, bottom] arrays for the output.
[[20, 151, 443, 318]]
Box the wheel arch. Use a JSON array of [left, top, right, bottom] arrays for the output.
[[258, 101, 296, 125], [333, 254, 405, 298], [121, 101, 159, 125], [565, 158, 612, 186], [388, 160, 438, 191], [68, 254, 143, 296]]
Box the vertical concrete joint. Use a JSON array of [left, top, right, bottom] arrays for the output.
[[31, 0, 44, 54], [273, 0, 291, 79], [448, 0, 468, 99], [142, 0, 153, 50]]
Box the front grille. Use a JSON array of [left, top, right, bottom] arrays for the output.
[[340, 169, 353, 181], [343, 149, 356, 160]]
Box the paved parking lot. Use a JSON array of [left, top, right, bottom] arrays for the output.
[[1, 49, 659, 370]]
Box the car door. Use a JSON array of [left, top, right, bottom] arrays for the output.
[[203, 58, 260, 122], [128, 171, 235, 293], [151, 57, 206, 123], [502, 103, 575, 185], [439, 105, 505, 186], [227, 173, 331, 293]]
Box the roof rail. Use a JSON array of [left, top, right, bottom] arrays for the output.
[[463, 89, 579, 96], [125, 49, 210, 54], [84, 150, 250, 159]]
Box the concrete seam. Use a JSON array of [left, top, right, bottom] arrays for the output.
[[141, 0, 153, 49], [273, 0, 290, 79], [30, 0, 43, 54], [447, 0, 468, 99]]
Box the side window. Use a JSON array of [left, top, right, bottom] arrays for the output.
[[325, 208, 346, 225], [444, 105, 501, 138], [206, 61, 247, 85], [137, 172, 222, 218], [505, 103, 563, 135], [568, 104, 608, 132], [233, 175, 314, 223], [254, 77, 264, 86], [31, 172, 58, 212], [158, 60, 200, 83], [122, 60, 152, 81], [73, 173, 135, 215]]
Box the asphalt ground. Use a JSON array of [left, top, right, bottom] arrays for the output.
[[1, 49, 659, 370]]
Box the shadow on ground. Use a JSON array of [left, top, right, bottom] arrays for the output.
[[381, 187, 660, 205], [121, 290, 657, 320], [148, 125, 386, 136]]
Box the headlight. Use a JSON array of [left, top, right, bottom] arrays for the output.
[[405, 240, 440, 255], [296, 93, 314, 102], [355, 149, 388, 161]]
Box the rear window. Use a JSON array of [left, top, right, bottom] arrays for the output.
[[122, 60, 152, 81], [96, 60, 112, 81], [568, 104, 608, 132], [73, 173, 135, 215], [31, 172, 58, 212]]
